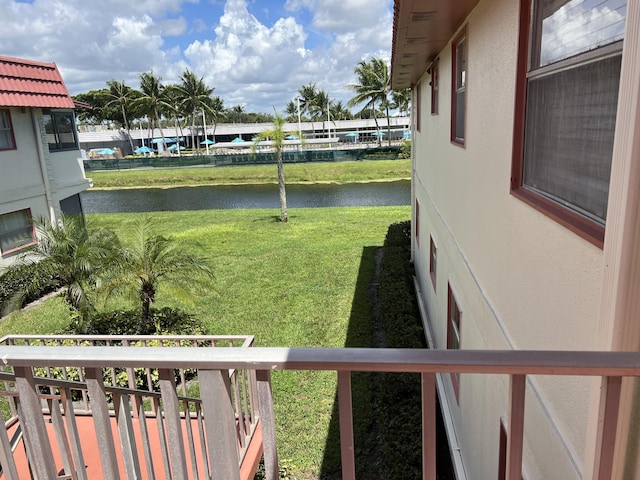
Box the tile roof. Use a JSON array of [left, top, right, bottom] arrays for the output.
[[0, 55, 75, 109]]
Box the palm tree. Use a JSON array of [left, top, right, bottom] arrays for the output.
[[252, 112, 298, 223], [177, 70, 215, 151], [105, 80, 137, 153], [391, 88, 411, 117], [136, 72, 167, 151], [8, 216, 119, 329], [330, 101, 354, 121], [207, 95, 225, 144], [298, 82, 320, 136], [348, 58, 392, 146], [107, 216, 214, 328], [160, 84, 187, 156]]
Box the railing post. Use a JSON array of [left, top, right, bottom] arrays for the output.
[[61, 387, 88, 480], [337, 370, 355, 480], [85, 367, 121, 479], [257, 369, 279, 480], [506, 374, 526, 480], [13, 366, 59, 479], [592, 375, 622, 480], [114, 393, 143, 479], [0, 405, 19, 480], [200, 369, 241, 480], [422, 372, 437, 480], [158, 368, 189, 480]]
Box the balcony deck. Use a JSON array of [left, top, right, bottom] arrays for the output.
[[4, 413, 263, 480]]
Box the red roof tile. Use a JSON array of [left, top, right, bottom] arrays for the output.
[[0, 55, 75, 109]]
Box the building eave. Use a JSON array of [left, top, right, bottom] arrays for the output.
[[391, 0, 480, 89]]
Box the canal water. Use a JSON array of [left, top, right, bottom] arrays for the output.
[[81, 181, 411, 213]]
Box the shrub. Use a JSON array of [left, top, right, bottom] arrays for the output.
[[70, 307, 205, 336], [398, 140, 411, 159], [373, 220, 425, 479], [0, 259, 62, 316]]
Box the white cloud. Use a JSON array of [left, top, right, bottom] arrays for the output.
[[0, 0, 394, 112]]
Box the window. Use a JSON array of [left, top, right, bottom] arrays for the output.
[[0, 209, 36, 255], [0, 110, 16, 150], [430, 59, 439, 114], [415, 200, 420, 247], [429, 236, 437, 290], [447, 283, 461, 400], [451, 29, 467, 145], [511, 0, 626, 247], [43, 110, 78, 151], [416, 81, 422, 132]]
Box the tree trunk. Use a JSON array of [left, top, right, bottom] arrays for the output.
[[121, 104, 135, 153], [277, 150, 288, 223], [372, 101, 382, 147], [386, 103, 392, 147]]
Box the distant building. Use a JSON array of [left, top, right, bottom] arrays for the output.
[[77, 117, 411, 155], [393, 0, 640, 479], [0, 55, 92, 267]]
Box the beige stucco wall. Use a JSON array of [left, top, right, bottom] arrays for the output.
[[412, 0, 604, 478]]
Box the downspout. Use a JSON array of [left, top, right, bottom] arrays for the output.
[[31, 109, 56, 223]]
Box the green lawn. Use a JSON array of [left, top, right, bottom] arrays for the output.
[[2, 206, 410, 478], [88, 159, 410, 189]]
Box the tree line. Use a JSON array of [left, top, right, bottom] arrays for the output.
[[73, 57, 410, 148]]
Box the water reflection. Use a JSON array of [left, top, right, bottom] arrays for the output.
[[81, 181, 410, 213]]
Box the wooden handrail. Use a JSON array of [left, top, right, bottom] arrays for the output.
[[1, 346, 640, 376]]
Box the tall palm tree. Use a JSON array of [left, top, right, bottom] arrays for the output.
[[207, 95, 225, 144], [391, 88, 411, 116], [107, 216, 214, 328], [105, 80, 137, 153], [348, 58, 392, 146], [330, 101, 354, 120], [136, 72, 167, 151], [298, 82, 320, 136], [177, 70, 215, 151], [160, 85, 187, 156], [252, 113, 298, 223]]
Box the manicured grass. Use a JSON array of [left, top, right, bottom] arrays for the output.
[[89, 159, 411, 189], [2, 206, 410, 479]]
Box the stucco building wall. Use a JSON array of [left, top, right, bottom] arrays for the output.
[[412, 0, 604, 477]]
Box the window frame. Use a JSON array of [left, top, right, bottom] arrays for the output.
[[0, 109, 17, 151], [416, 80, 422, 132], [451, 27, 467, 146], [0, 209, 36, 256], [510, 0, 624, 248], [430, 59, 439, 115], [447, 283, 462, 401], [415, 199, 420, 248], [43, 109, 79, 152], [429, 235, 437, 291]]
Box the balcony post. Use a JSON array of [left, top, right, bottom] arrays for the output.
[[0, 399, 20, 479], [592, 376, 622, 480], [85, 367, 121, 479], [200, 369, 241, 480], [158, 368, 189, 480], [13, 366, 58, 479], [257, 369, 279, 480], [422, 372, 437, 480], [338, 370, 355, 480], [506, 374, 526, 480]]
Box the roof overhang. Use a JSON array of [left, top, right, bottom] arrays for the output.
[[391, 0, 480, 89]]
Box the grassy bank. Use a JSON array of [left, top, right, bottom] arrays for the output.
[[2, 206, 410, 478], [88, 159, 411, 189]]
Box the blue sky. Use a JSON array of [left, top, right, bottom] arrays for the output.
[[0, 0, 394, 113]]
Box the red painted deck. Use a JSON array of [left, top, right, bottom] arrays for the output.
[[3, 415, 263, 480]]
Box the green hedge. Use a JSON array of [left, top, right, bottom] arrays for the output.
[[0, 260, 62, 316]]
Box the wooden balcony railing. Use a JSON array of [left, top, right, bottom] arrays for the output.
[[0, 335, 639, 480]]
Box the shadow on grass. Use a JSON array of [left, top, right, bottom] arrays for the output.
[[317, 244, 454, 480]]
